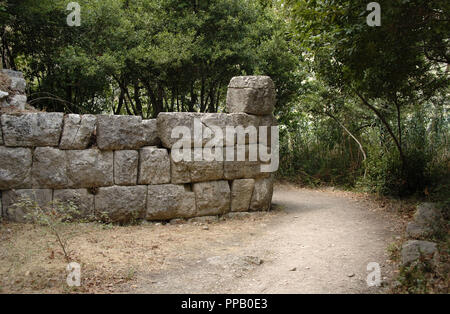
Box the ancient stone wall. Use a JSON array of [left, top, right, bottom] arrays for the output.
[[0, 73, 277, 223]]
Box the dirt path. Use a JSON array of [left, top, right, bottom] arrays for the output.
[[122, 184, 401, 294]]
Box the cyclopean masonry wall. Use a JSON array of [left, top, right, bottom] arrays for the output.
[[0, 74, 277, 223]]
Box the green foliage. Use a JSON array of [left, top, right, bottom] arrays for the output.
[[2, 0, 301, 116]]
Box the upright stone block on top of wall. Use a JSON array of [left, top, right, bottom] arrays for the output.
[[0, 146, 32, 189], [60, 114, 96, 149], [2, 189, 52, 222], [226, 76, 276, 116], [138, 146, 170, 185], [114, 150, 138, 185], [66, 149, 113, 188], [146, 184, 196, 220], [53, 189, 94, 219], [97, 115, 142, 150], [1, 113, 64, 147], [250, 176, 274, 211], [32, 147, 69, 188], [95, 185, 147, 223], [193, 180, 231, 216], [231, 179, 255, 212]]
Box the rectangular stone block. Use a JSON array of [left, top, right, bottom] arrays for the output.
[[66, 149, 113, 188], [94, 185, 147, 223], [146, 184, 196, 220], [171, 148, 224, 184], [60, 114, 96, 150], [114, 150, 138, 185], [223, 144, 271, 180], [250, 177, 274, 211], [32, 147, 69, 188], [138, 147, 171, 185], [0, 146, 32, 189], [2, 189, 52, 222], [193, 180, 231, 216], [142, 119, 160, 146], [231, 179, 255, 212], [53, 189, 95, 219], [226, 76, 275, 115], [97, 115, 153, 150], [1, 113, 64, 147], [157, 112, 261, 149]]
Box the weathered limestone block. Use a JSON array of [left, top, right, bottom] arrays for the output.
[[95, 185, 147, 223], [258, 114, 278, 146], [97, 115, 145, 150], [1, 113, 64, 147], [157, 112, 261, 149], [142, 119, 160, 146], [226, 76, 276, 115], [114, 150, 138, 185], [231, 179, 255, 212], [401, 240, 438, 266], [32, 147, 69, 188], [157, 112, 202, 149], [193, 180, 231, 216], [66, 149, 113, 187], [0, 90, 8, 107], [171, 148, 223, 184], [53, 189, 95, 219], [146, 184, 196, 220], [0, 146, 32, 189], [2, 189, 52, 222], [60, 114, 96, 149], [1, 69, 26, 93], [138, 146, 170, 184], [8, 95, 27, 110], [250, 176, 274, 211], [223, 144, 271, 180]]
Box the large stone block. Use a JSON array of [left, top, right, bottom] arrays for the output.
[[0, 120, 3, 145], [157, 112, 261, 149], [249, 177, 274, 211], [142, 119, 160, 146], [94, 185, 147, 223], [8, 95, 27, 110], [32, 147, 69, 188], [231, 179, 255, 212], [1, 113, 64, 147], [226, 76, 276, 115], [138, 147, 170, 185], [193, 180, 231, 216], [0, 146, 32, 189], [157, 112, 202, 149], [1, 69, 26, 93], [146, 184, 196, 220], [97, 115, 146, 150], [60, 114, 96, 150], [53, 189, 95, 219], [223, 144, 271, 180], [66, 149, 113, 188], [171, 148, 223, 184], [2, 189, 52, 222], [114, 150, 138, 185]]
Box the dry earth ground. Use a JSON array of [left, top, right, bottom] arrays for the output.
[[0, 183, 407, 293]]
